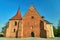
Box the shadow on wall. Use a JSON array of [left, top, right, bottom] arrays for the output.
[[40, 20, 47, 38]]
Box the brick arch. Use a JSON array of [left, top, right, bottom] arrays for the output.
[[40, 20, 44, 30], [40, 20, 47, 38]]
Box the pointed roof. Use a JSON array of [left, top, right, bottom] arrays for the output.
[[23, 5, 41, 18], [10, 8, 22, 20]]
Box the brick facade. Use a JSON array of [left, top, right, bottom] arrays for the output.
[[6, 6, 54, 38]]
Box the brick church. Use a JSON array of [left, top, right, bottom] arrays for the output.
[[6, 6, 54, 38]]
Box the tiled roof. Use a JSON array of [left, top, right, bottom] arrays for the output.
[[10, 8, 22, 20], [44, 20, 52, 24]]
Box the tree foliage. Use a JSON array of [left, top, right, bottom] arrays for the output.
[[57, 20, 60, 37], [57, 26, 60, 37], [53, 20, 60, 37], [1, 22, 9, 34], [53, 26, 57, 37]]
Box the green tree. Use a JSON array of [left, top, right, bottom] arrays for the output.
[[57, 20, 60, 37], [1, 22, 9, 34], [57, 26, 60, 37], [53, 26, 57, 37]]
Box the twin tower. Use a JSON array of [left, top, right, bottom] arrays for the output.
[[6, 6, 54, 38]]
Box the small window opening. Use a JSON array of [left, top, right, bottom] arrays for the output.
[[14, 29, 15, 32], [31, 16, 34, 19], [15, 21, 17, 26]]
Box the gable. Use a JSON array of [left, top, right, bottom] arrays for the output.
[[23, 6, 42, 20]]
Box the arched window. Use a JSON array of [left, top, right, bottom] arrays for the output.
[[40, 20, 47, 38], [15, 21, 17, 26], [14, 29, 15, 32], [40, 21, 44, 30]]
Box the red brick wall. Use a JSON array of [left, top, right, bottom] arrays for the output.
[[22, 6, 46, 37]]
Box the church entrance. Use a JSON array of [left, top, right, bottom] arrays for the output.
[[31, 32, 34, 37]]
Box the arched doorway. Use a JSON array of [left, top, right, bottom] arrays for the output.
[[0, 34, 4, 37], [31, 32, 34, 37]]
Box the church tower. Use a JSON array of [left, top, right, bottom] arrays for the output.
[[6, 8, 22, 38]]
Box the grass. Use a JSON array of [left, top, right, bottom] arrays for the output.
[[0, 37, 60, 40]]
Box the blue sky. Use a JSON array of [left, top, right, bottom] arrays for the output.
[[0, 0, 60, 32]]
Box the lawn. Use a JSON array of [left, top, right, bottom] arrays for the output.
[[0, 37, 60, 40]]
